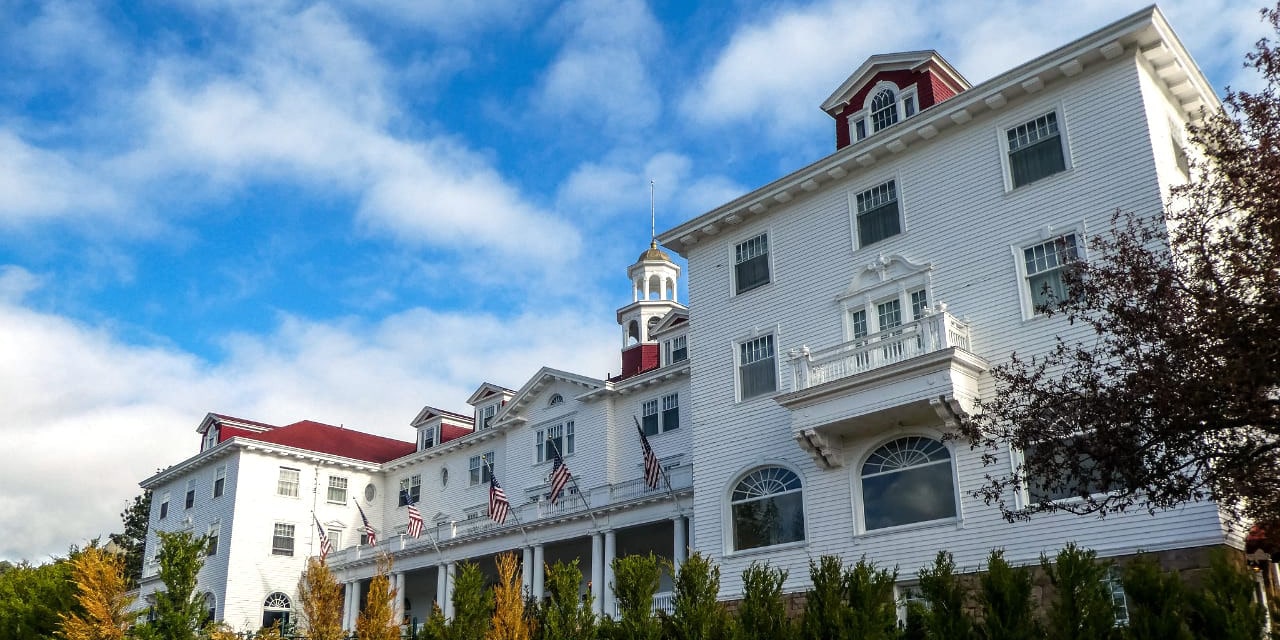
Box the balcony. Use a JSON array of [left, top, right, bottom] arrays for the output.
[[777, 310, 987, 468]]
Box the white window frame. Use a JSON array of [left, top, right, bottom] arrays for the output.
[[723, 462, 808, 556], [420, 425, 437, 450], [735, 329, 779, 402], [1010, 224, 1085, 321], [998, 104, 1072, 192], [848, 176, 906, 249], [399, 474, 421, 505], [327, 476, 348, 504], [469, 452, 495, 486], [848, 81, 919, 142], [851, 432, 962, 536], [731, 231, 773, 296], [185, 479, 196, 510], [535, 421, 575, 464], [271, 522, 295, 556], [327, 528, 342, 550], [662, 334, 688, 366], [476, 403, 499, 430], [207, 519, 220, 556], [158, 491, 170, 520], [642, 393, 680, 435], [277, 467, 300, 498], [212, 465, 226, 499], [894, 581, 927, 627]]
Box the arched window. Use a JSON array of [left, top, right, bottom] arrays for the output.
[[730, 466, 805, 550], [870, 88, 899, 132], [860, 436, 956, 530], [548, 393, 563, 407], [627, 320, 640, 346], [262, 591, 291, 629]]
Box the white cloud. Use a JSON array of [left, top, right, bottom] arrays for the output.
[[339, 0, 547, 36], [0, 131, 124, 226], [557, 151, 746, 223]]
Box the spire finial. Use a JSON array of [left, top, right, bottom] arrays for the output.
[[649, 179, 656, 247]]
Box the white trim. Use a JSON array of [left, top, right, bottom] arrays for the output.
[[732, 325, 782, 402], [1009, 221, 1088, 321], [722, 460, 810, 555], [997, 101, 1073, 193], [729, 228, 775, 297], [850, 430, 961, 536]]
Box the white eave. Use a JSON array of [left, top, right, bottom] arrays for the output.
[[140, 437, 382, 488], [820, 50, 970, 114], [577, 361, 692, 402], [657, 5, 1218, 256]]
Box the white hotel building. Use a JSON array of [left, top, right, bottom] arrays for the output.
[[139, 5, 1246, 631]]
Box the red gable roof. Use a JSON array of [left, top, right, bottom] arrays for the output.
[[233, 420, 415, 463]]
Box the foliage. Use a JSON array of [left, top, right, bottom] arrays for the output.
[[976, 549, 1038, 640], [1040, 543, 1117, 640], [916, 550, 975, 640], [0, 553, 78, 640], [1119, 555, 1192, 640], [538, 559, 596, 640], [109, 491, 151, 589], [611, 553, 663, 640], [665, 553, 726, 640], [734, 562, 792, 640], [1186, 549, 1265, 640], [297, 556, 344, 640], [417, 602, 449, 640], [59, 545, 136, 640], [842, 556, 899, 640], [956, 3, 1280, 525], [798, 555, 845, 640], [489, 552, 531, 640], [451, 561, 493, 640], [357, 554, 400, 640], [134, 530, 210, 640]]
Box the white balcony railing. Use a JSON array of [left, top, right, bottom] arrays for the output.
[[612, 591, 675, 617], [790, 310, 972, 391]]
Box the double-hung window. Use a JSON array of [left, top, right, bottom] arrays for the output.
[[1022, 234, 1079, 312], [212, 466, 226, 498], [734, 233, 770, 294], [643, 393, 679, 435], [536, 421, 575, 463], [271, 523, 295, 556], [207, 520, 220, 556], [277, 467, 300, 497], [158, 491, 170, 520], [1007, 112, 1067, 188], [663, 335, 687, 365], [327, 476, 348, 504], [185, 480, 196, 510], [738, 335, 777, 400], [478, 404, 498, 430], [398, 475, 421, 506], [854, 180, 901, 247], [470, 452, 495, 485]]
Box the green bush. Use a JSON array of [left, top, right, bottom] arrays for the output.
[[917, 550, 975, 640], [1041, 542, 1118, 640], [1186, 549, 1265, 640], [976, 549, 1038, 640], [734, 562, 792, 640], [1120, 555, 1191, 640], [611, 554, 663, 640], [450, 562, 491, 640], [798, 555, 845, 640], [538, 559, 596, 640], [843, 556, 899, 640]]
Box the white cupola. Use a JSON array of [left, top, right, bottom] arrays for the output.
[[615, 241, 685, 379]]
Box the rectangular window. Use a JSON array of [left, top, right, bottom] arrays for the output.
[[207, 520, 220, 556], [212, 466, 226, 498], [277, 467, 300, 497], [1106, 567, 1130, 626], [421, 427, 436, 449], [854, 118, 868, 141], [1023, 234, 1079, 312], [158, 491, 169, 520], [855, 180, 901, 247], [478, 404, 498, 429], [642, 399, 660, 436], [909, 289, 929, 320], [739, 335, 777, 400], [903, 95, 916, 118], [734, 233, 771, 294], [327, 476, 348, 504], [664, 335, 688, 365], [398, 475, 421, 506], [1007, 112, 1066, 187], [470, 452, 494, 485], [272, 523, 295, 556], [661, 393, 680, 431], [327, 529, 342, 550], [1024, 437, 1117, 503], [536, 422, 574, 463], [185, 480, 196, 510]]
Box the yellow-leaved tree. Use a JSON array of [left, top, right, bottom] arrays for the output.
[[356, 553, 400, 640], [59, 545, 136, 640], [487, 551, 531, 640], [298, 556, 344, 640]]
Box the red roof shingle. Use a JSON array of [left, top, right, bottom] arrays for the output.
[[232, 420, 415, 463]]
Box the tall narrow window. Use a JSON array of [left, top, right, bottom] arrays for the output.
[[855, 180, 901, 247], [185, 480, 196, 509], [212, 465, 226, 498], [870, 88, 899, 132], [734, 233, 771, 294], [1007, 112, 1066, 187], [478, 404, 498, 429], [1023, 234, 1079, 311], [739, 335, 777, 399], [470, 452, 494, 485], [327, 476, 348, 504], [277, 468, 300, 497], [661, 394, 679, 431], [272, 523, 295, 556], [207, 520, 220, 556], [642, 399, 660, 436], [158, 491, 170, 520], [664, 335, 688, 365]]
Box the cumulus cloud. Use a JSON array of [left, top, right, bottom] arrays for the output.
[[557, 151, 746, 224], [0, 131, 124, 225]]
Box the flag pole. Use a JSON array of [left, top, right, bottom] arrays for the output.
[[632, 415, 681, 512], [485, 457, 527, 537], [546, 435, 599, 529], [404, 492, 444, 563]]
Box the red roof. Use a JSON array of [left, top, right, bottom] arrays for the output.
[[232, 420, 415, 463]]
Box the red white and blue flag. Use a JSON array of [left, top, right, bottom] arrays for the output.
[[488, 475, 510, 524], [355, 500, 377, 546], [313, 514, 332, 559], [406, 503, 424, 539], [549, 449, 572, 505], [636, 419, 662, 489]]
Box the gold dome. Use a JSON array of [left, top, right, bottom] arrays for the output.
[[637, 241, 672, 263]]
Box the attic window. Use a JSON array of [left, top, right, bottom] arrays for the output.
[[548, 394, 563, 407], [870, 89, 898, 131], [851, 84, 919, 141]]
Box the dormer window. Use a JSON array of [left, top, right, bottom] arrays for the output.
[[851, 83, 919, 142], [870, 88, 898, 131], [663, 335, 687, 365], [478, 404, 499, 430], [420, 425, 436, 450]]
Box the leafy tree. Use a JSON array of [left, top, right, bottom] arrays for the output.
[[59, 545, 136, 640], [297, 556, 344, 640], [1187, 549, 1265, 640], [451, 561, 492, 640], [417, 602, 449, 640], [539, 559, 595, 640], [109, 490, 151, 589], [611, 553, 663, 640], [734, 562, 792, 640], [489, 552, 532, 640], [1119, 555, 1192, 640], [357, 553, 400, 640], [0, 554, 78, 640], [135, 530, 209, 640], [1041, 543, 1118, 640], [798, 555, 845, 640], [665, 552, 726, 640], [976, 549, 1038, 640], [916, 550, 975, 640], [843, 556, 899, 640], [956, 4, 1280, 525]]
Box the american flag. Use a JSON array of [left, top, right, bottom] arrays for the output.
[[406, 503, 424, 539], [488, 475, 510, 524], [549, 449, 572, 505], [313, 514, 332, 560], [355, 500, 377, 546], [636, 419, 662, 489]]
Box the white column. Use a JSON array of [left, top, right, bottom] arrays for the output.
[[532, 544, 546, 602], [522, 546, 533, 597], [673, 516, 688, 576], [393, 572, 406, 627], [436, 565, 448, 614], [603, 529, 617, 617], [590, 532, 604, 617], [342, 581, 352, 631], [444, 563, 456, 620]]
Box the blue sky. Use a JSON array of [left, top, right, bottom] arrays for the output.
[[0, 0, 1264, 562]]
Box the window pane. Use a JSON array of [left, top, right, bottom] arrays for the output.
[[734, 234, 770, 293], [642, 399, 659, 435], [327, 477, 347, 503], [740, 358, 777, 399], [1008, 113, 1065, 187], [871, 89, 898, 132], [1025, 441, 1117, 502], [855, 181, 900, 246], [662, 394, 679, 431], [732, 492, 806, 550], [861, 462, 957, 530], [277, 468, 299, 497]]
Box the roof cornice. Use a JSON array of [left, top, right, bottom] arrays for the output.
[[140, 437, 383, 488]]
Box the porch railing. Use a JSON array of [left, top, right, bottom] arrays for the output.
[[790, 309, 971, 391]]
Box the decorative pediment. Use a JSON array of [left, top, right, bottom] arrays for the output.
[[466, 382, 516, 407], [838, 254, 933, 302], [409, 405, 470, 428], [492, 367, 605, 427], [821, 51, 969, 115], [648, 308, 689, 338]]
